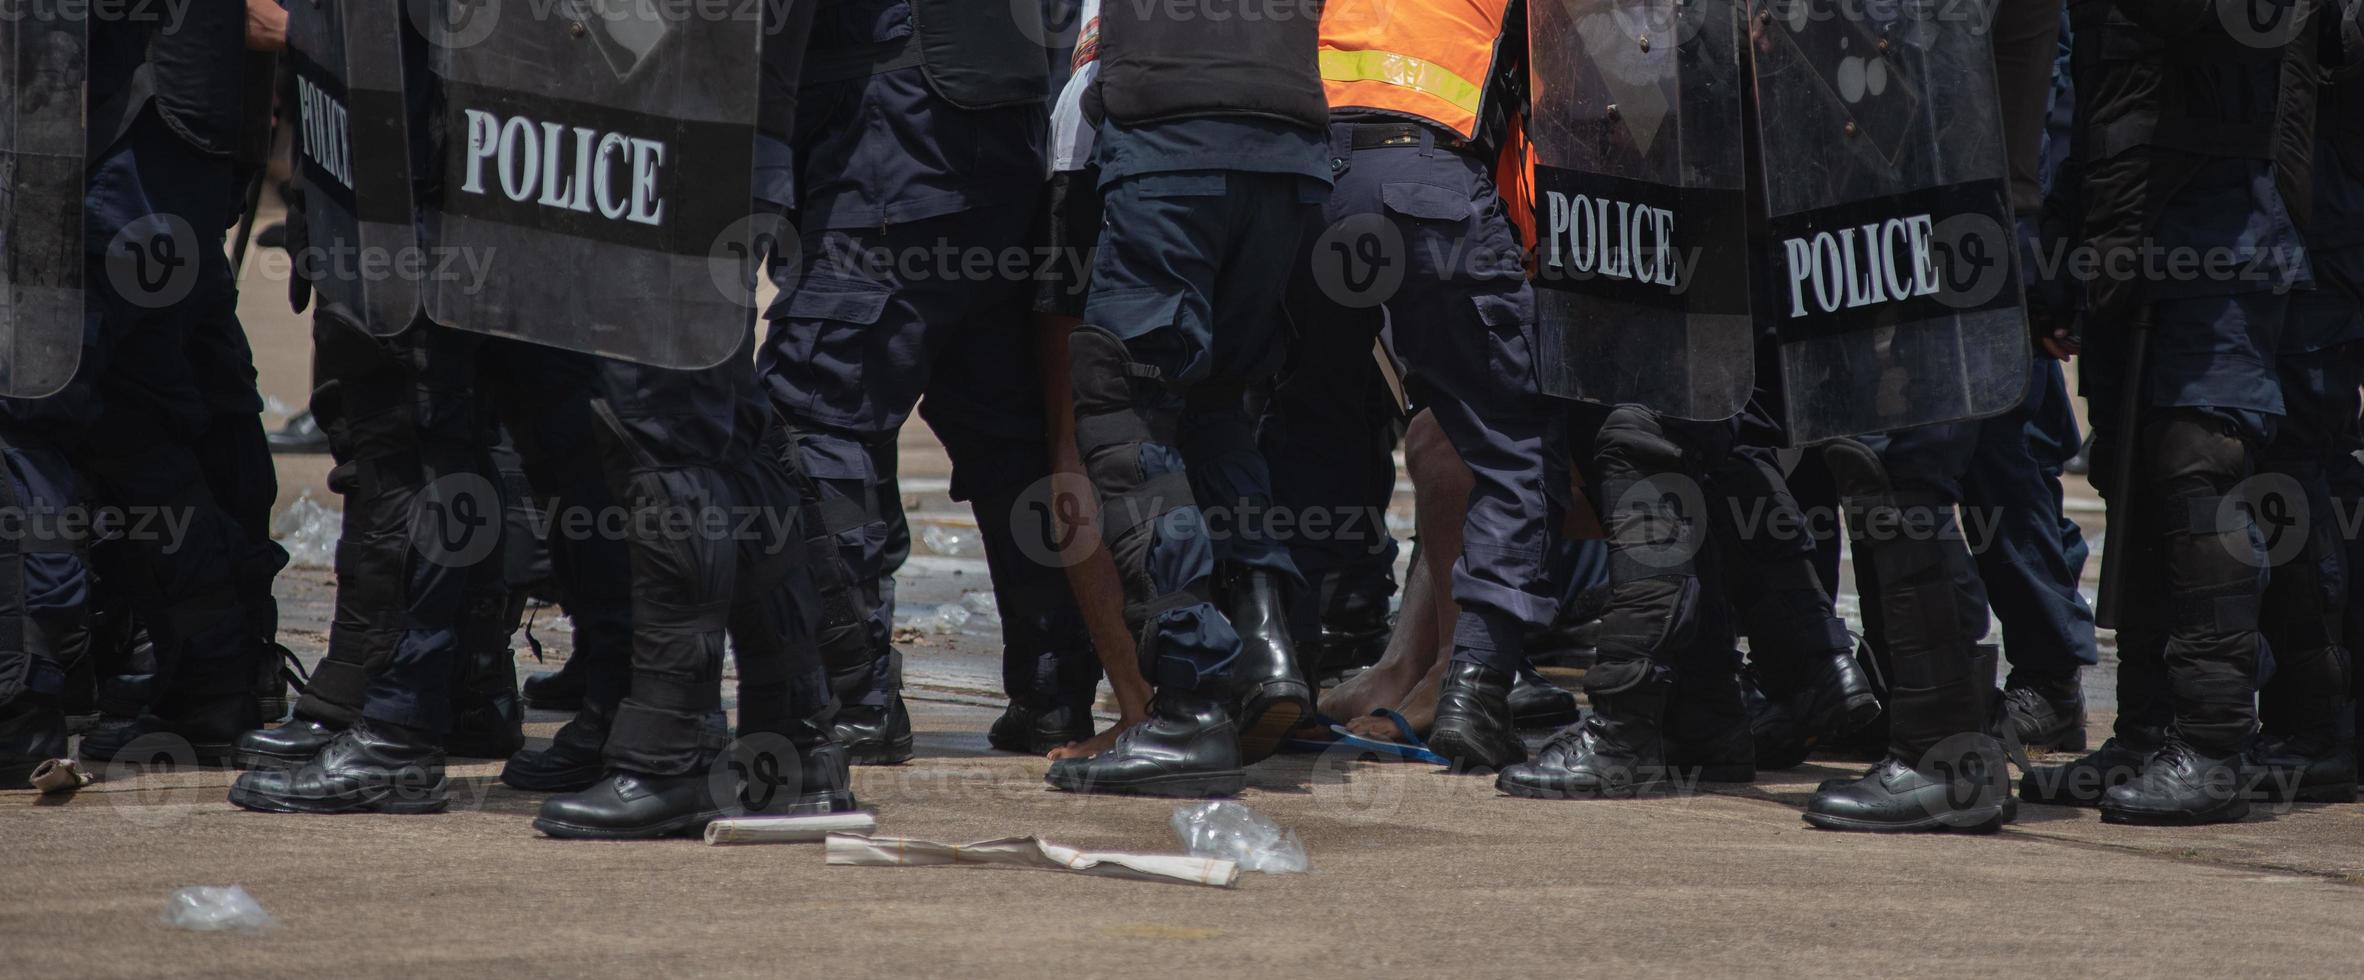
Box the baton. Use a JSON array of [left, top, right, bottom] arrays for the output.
[[2092, 306, 2151, 630]]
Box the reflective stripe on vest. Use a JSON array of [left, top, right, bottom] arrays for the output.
[[1316, 0, 1512, 140], [1320, 48, 1483, 119]]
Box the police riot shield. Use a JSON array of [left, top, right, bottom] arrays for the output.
[[288, 0, 420, 335], [422, 0, 762, 368], [0, 11, 87, 398], [1748, 0, 2028, 444], [1529, 0, 1755, 421]]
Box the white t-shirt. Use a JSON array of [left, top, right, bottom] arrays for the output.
[[1047, 0, 1101, 175]]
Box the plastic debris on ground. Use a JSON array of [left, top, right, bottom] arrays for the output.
[[160, 885, 276, 932], [919, 525, 977, 557], [1171, 801, 1308, 874], [270, 489, 341, 569], [957, 591, 1001, 626], [894, 602, 972, 635]]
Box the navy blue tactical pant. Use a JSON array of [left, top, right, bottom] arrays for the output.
[[1270, 126, 1563, 662], [758, 198, 1098, 713], [1960, 355, 2098, 681], [1071, 169, 1322, 692]]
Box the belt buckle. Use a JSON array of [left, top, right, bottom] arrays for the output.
[[1379, 126, 1422, 147]]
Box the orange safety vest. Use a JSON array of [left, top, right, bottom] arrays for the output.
[[1318, 0, 1517, 141]]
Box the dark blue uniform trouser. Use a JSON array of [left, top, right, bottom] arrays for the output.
[[1070, 169, 1321, 692], [0, 107, 283, 715], [759, 199, 1098, 712], [1960, 355, 2098, 681], [1273, 127, 1565, 667]]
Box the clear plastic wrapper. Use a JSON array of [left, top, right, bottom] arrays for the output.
[[1170, 802, 1308, 874], [160, 885, 276, 932]]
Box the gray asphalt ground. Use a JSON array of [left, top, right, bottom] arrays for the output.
[[6, 207, 2363, 980]]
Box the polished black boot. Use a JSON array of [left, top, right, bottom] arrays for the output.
[[783, 728, 861, 815], [1496, 677, 1670, 799], [2003, 671, 2087, 752], [831, 694, 914, 766], [521, 658, 588, 712], [987, 698, 1096, 755], [501, 702, 612, 792], [2100, 740, 2250, 825], [226, 718, 449, 814], [1781, 646, 1884, 742], [1803, 752, 2015, 833], [79, 691, 260, 767], [1298, 569, 1395, 680], [1044, 689, 1245, 797], [2247, 645, 2356, 803], [1224, 567, 1313, 765], [1428, 661, 1527, 771], [1806, 442, 2012, 833], [2018, 738, 2153, 806], [233, 717, 340, 770], [2245, 734, 2359, 803], [0, 694, 68, 786], [1509, 666, 1581, 730], [534, 769, 729, 839]]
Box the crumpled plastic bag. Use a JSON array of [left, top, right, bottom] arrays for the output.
[[1170, 801, 1308, 874], [160, 885, 276, 932], [270, 489, 341, 570]]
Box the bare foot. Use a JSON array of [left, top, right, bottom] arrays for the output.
[[1045, 715, 1146, 761]]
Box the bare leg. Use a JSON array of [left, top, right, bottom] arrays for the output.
[[1321, 410, 1472, 730], [1036, 313, 1150, 760]]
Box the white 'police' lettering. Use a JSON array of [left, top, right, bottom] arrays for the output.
[[1781, 214, 1938, 318], [1542, 190, 1679, 288], [295, 75, 353, 193], [460, 108, 668, 227]]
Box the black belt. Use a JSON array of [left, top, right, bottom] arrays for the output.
[[1347, 121, 1469, 152]]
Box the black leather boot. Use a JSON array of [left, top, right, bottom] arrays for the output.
[[831, 694, 913, 766], [2100, 740, 2250, 825], [828, 654, 914, 766], [2247, 645, 2356, 803], [227, 718, 449, 814], [1428, 661, 1527, 771], [1806, 442, 2013, 833], [1496, 677, 1669, 799], [1508, 666, 1581, 730], [534, 769, 729, 839], [2003, 671, 2087, 752], [1783, 646, 1884, 742], [783, 728, 861, 815], [1741, 667, 1815, 771], [79, 692, 260, 767], [1224, 567, 1312, 765], [2018, 738, 2153, 806], [501, 702, 613, 792], [1298, 569, 1395, 680], [521, 659, 587, 712], [0, 694, 68, 786], [233, 717, 340, 770], [987, 698, 1096, 755], [1045, 689, 1244, 797]]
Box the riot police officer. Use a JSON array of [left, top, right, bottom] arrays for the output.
[[1043, 0, 1334, 796]]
